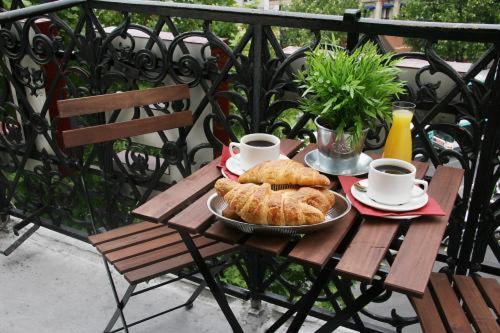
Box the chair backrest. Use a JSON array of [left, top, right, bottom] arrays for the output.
[[57, 85, 192, 148]]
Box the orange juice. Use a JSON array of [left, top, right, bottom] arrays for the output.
[[383, 109, 413, 162]]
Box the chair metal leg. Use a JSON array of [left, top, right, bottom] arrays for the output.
[[2, 224, 39, 256], [330, 274, 366, 331], [316, 282, 385, 333], [284, 260, 336, 333], [103, 258, 130, 333], [104, 284, 136, 333], [185, 280, 207, 309], [179, 230, 244, 333], [1, 206, 46, 256]]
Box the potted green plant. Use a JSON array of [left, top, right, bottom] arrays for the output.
[[296, 40, 405, 172]]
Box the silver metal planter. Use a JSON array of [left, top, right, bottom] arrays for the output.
[[315, 117, 368, 172]]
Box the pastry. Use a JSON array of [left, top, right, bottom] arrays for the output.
[[214, 179, 330, 226], [238, 160, 330, 187]]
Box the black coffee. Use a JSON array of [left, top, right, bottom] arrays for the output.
[[375, 164, 411, 175], [246, 140, 275, 147]]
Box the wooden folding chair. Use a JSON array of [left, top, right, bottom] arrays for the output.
[[58, 85, 236, 333]]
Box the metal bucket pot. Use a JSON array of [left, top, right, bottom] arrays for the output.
[[315, 117, 368, 171]]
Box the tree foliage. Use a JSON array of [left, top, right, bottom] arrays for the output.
[[399, 0, 500, 62], [280, 0, 359, 47]]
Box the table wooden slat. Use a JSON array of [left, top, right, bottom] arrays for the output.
[[385, 166, 463, 296], [279, 138, 305, 158], [243, 142, 311, 254], [429, 273, 472, 333], [336, 161, 429, 282], [475, 276, 500, 317], [288, 209, 359, 268], [204, 221, 247, 244], [245, 234, 292, 256], [132, 158, 221, 223], [409, 287, 447, 333], [168, 190, 215, 233], [453, 275, 499, 333]]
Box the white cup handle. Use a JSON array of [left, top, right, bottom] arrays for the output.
[[229, 142, 240, 157], [412, 179, 428, 197]]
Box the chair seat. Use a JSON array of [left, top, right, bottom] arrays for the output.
[[89, 222, 237, 285], [410, 272, 499, 333]]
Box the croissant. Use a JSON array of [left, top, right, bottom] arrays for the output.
[[238, 160, 330, 187], [214, 179, 329, 226]]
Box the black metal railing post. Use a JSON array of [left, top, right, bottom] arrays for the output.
[[343, 9, 361, 52], [251, 24, 263, 132], [457, 49, 500, 274]]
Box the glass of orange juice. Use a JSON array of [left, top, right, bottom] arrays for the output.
[[383, 101, 416, 163]]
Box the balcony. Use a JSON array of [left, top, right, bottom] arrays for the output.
[[1, 1, 499, 332]]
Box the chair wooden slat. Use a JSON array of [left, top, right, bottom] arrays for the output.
[[57, 85, 189, 118], [474, 276, 500, 317], [385, 167, 463, 296], [336, 161, 429, 282], [62, 111, 192, 148], [105, 232, 183, 263], [124, 242, 238, 284], [168, 190, 216, 234], [133, 158, 221, 223], [88, 222, 161, 246], [429, 273, 472, 333], [96, 226, 176, 254], [114, 236, 216, 274], [454, 275, 499, 333], [289, 209, 358, 269], [410, 287, 447, 333], [204, 221, 246, 244]]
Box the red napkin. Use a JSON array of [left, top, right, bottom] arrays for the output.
[[217, 145, 239, 181], [338, 176, 445, 218]]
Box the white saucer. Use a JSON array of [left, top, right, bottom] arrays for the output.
[[350, 179, 428, 213], [345, 196, 419, 220], [225, 154, 289, 176]]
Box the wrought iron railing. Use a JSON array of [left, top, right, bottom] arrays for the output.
[[1, 1, 499, 331]]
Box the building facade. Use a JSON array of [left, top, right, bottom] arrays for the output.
[[361, 0, 404, 19]]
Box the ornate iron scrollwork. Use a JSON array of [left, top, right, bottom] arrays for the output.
[[0, 2, 498, 330]]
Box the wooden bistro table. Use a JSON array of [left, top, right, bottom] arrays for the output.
[[132, 139, 464, 333]]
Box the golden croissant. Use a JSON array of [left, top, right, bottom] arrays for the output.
[[238, 160, 330, 187], [214, 179, 335, 226]]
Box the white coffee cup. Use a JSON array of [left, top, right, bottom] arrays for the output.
[[229, 133, 280, 171], [367, 158, 428, 206]]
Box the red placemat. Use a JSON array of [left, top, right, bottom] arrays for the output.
[[339, 176, 445, 217], [217, 145, 239, 181]]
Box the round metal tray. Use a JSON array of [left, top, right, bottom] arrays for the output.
[[207, 191, 351, 236]]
